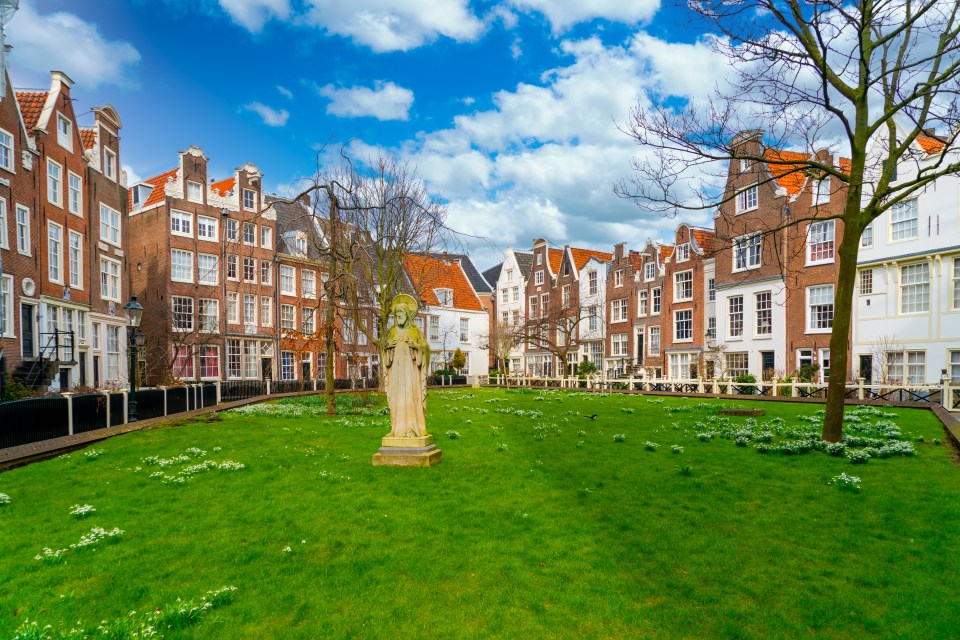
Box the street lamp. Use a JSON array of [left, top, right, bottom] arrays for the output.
[[124, 295, 144, 422]]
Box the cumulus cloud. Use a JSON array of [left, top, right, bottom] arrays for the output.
[[338, 33, 728, 267], [218, 0, 290, 32], [243, 102, 290, 126], [507, 0, 661, 33], [8, 0, 141, 89], [316, 81, 414, 121], [302, 0, 484, 52]]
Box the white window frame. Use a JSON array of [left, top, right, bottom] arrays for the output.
[[0, 127, 13, 172], [900, 262, 930, 314], [0, 198, 6, 250], [100, 203, 121, 247], [227, 292, 239, 324], [611, 298, 628, 323], [47, 159, 63, 207], [172, 296, 194, 332], [953, 258, 960, 311], [280, 265, 296, 295], [614, 269, 623, 287], [16, 204, 30, 256], [755, 291, 772, 336], [644, 263, 655, 282], [48, 222, 63, 284], [0, 274, 13, 338], [198, 298, 219, 332], [261, 226, 272, 249], [861, 222, 874, 248], [261, 260, 273, 285], [57, 113, 72, 151], [243, 189, 257, 210], [68, 230, 83, 289], [588, 271, 598, 296], [100, 257, 121, 302], [103, 148, 117, 181], [302, 270, 317, 299], [728, 295, 744, 338], [652, 287, 661, 315], [674, 309, 693, 342], [243, 294, 257, 326], [171, 210, 193, 238], [860, 269, 874, 296], [535, 270, 544, 286], [171, 249, 194, 283], [648, 326, 660, 356], [197, 215, 218, 241], [243, 222, 256, 246], [735, 185, 758, 214], [67, 171, 82, 217], [638, 290, 648, 317], [890, 199, 919, 242], [243, 257, 256, 283], [676, 243, 690, 263], [187, 180, 203, 203], [806, 220, 835, 265], [674, 270, 693, 302], [260, 297, 273, 327], [198, 253, 219, 285], [280, 304, 296, 330], [460, 317, 470, 343], [226, 219, 239, 242], [732, 233, 762, 272], [807, 284, 835, 332], [814, 177, 831, 205]]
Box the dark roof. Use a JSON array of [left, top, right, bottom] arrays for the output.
[[482, 263, 502, 288], [514, 251, 534, 278], [427, 253, 492, 293], [265, 194, 325, 261]]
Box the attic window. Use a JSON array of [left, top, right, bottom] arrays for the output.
[[243, 189, 256, 210], [187, 180, 203, 203], [676, 243, 690, 262], [435, 288, 453, 307], [740, 158, 751, 172], [644, 263, 655, 281], [57, 114, 72, 152], [536, 253, 542, 265]]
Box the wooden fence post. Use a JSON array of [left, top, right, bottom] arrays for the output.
[[63, 392, 74, 436], [103, 391, 111, 426]]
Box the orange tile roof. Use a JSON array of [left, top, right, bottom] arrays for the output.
[[763, 149, 809, 195], [659, 244, 673, 263], [547, 248, 563, 275], [79, 128, 96, 150], [570, 247, 613, 271], [211, 177, 235, 195], [405, 254, 484, 312], [916, 133, 945, 155], [132, 168, 178, 209], [628, 251, 643, 271], [691, 228, 716, 254], [16, 91, 47, 130], [838, 157, 852, 173]]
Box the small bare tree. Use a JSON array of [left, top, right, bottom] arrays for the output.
[[477, 320, 523, 374], [617, 0, 960, 441]]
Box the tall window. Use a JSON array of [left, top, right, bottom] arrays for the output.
[[611, 298, 628, 323], [260, 297, 272, 327], [243, 189, 256, 210], [429, 316, 440, 341], [735, 185, 758, 213], [674, 271, 693, 302], [261, 226, 272, 248], [900, 263, 930, 313], [100, 258, 120, 301], [303, 270, 317, 298], [198, 254, 218, 285], [535, 270, 544, 286], [172, 296, 194, 331], [227, 339, 241, 378], [860, 269, 874, 295], [261, 260, 273, 285], [16, 205, 30, 255], [243, 294, 257, 326], [199, 299, 219, 332], [280, 265, 295, 295], [588, 271, 598, 295], [0, 128, 13, 171], [226, 219, 238, 241], [540, 294, 549, 318], [949, 351, 960, 383], [728, 295, 743, 337], [48, 223, 63, 283], [173, 346, 194, 379], [171, 249, 193, 282], [281, 304, 295, 330], [243, 257, 256, 283], [674, 309, 692, 341], [734, 234, 761, 270], [648, 326, 660, 355], [614, 269, 623, 286], [226, 254, 238, 280], [890, 200, 919, 241], [460, 318, 469, 342], [100, 204, 121, 246], [807, 220, 835, 264], [200, 346, 220, 379], [953, 259, 960, 310], [708, 278, 715, 302], [562, 284, 570, 306], [861, 222, 874, 248], [588, 305, 598, 331], [808, 285, 834, 329], [68, 172, 82, 216], [187, 181, 203, 203], [103, 149, 116, 181], [0, 275, 12, 337], [57, 114, 72, 150], [652, 288, 661, 314], [227, 292, 239, 324], [243, 222, 256, 245], [47, 159, 63, 206], [644, 263, 655, 281], [706, 316, 716, 339], [676, 244, 690, 262], [814, 177, 831, 204], [68, 231, 83, 288], [106, 327, 120, 380], [302, 307, 316, 334], [755, 291, 772, 335], [638, 290, 648, 316], [612, 333, 628, 356]]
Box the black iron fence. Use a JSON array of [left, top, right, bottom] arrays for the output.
[[0, 397, 70, 448]]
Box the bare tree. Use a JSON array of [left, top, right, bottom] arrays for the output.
[[478, 320, 523, 374], [516, 297, 605, 376], [617, 0, 960, 441]]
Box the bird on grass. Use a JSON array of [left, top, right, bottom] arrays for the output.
[[587, 414, 598, 420]]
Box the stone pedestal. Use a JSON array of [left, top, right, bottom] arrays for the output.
[[372, 434, 443, 467]]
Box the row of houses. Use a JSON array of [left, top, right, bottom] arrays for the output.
[[483, 129, 960, 386], [0, 69, 495, 391]]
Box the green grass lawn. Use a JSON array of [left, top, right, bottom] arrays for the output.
[[1, 389, 958, 639]]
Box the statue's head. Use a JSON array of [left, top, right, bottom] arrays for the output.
[[391, 294, 419, 327]]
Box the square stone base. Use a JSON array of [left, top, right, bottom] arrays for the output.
[[372, 444, 443, 467], [381, 434, 434, 448]]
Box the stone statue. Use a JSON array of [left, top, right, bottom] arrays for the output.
[[383, 294, 430, 438], [373, 295, 441, 466]]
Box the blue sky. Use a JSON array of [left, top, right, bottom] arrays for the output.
[[8, 0, 720, 269]]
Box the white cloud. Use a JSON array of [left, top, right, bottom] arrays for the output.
[[218, 0, 290, 32], [302, 0, 484, 52], [122, 164, 142, 187], [8, 0, 141, 89], [276, 84, 293, 99], [243, 102, 290, 126], [507, 0, 661, 33], [338, 33, 725, 265], [316, 81, 414, 121]]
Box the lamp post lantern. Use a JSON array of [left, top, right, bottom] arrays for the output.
[[124, 295, 144, 422]]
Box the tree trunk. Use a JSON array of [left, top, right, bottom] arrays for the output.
[[822, 218, 863, 442]]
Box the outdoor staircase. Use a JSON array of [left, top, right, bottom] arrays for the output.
[[11, 358, 58, 389]]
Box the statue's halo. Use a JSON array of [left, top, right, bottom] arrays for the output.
[[391, 293, 419, 316]]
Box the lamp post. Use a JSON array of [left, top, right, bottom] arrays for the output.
[[124, 295, 144, 422]]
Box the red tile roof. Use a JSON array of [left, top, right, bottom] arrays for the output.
[[916, 133, 945, 155], [547, 248, 563, 275], [659, 244, 673, 263], [838, 157, 852, 173], [570, 247, 613, 271], [211, 177, 235, 195], [131, 168, 178, 209], [764, 149, 809, 195], [79, 128, 96, 150], [691, 228, 716, 254], [16, 91, 47, 130], [405, 254, 484, 312], [628, 251, 643, 271]]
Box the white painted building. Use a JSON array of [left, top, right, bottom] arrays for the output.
[[492, 248, 532, 374], [577, 254, 609, 367], [853, 126, 960, 384]]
